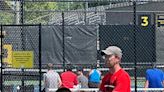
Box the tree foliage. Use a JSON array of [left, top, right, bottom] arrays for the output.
[[24, 2, 57, 24], [0, 12, 13, 24], [0, 1, 14, 24], [57, 2, 84, 10], [25, 2, 85, 24], [1, 1, 85, 24]]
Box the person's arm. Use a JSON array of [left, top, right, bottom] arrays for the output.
[[43, 73, 47, 88], [144, 80, 149, 92], [144, 80, 149, 88], [144, 70, 150, 88], [144, 70, 150, 92], [57, 73, 62, 87], [162, 72, 164, 87], [162, 81, 164, 88], [74, 74, 78, 85]]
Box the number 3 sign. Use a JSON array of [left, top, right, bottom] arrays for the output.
[[138, 15, 151, 27]]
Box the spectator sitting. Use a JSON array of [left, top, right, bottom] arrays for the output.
[[88, 66, 101, 88], [77, 68, 89, 88], [60, 65, 78, 88], [43, 63, 62, 92]]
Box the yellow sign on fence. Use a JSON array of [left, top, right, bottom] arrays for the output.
[[3, 44, 12, 65], [12, 51, 34, 68]]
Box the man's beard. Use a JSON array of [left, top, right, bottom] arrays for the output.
[[108, 62, 118, 68]]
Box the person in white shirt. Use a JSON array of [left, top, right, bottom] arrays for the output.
[[43, 63, 62, 92]]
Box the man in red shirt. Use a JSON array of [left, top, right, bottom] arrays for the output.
[[60, 66, 78, 88], [100, 46, 131, 92]]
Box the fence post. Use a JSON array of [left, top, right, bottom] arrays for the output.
[[0, 25, 2, 92], [39, 23, 42, 92], [133, 1, 137, 92], [62, 12, 66, 72]]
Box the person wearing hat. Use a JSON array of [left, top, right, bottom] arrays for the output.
[[99, 46, 131, 92]]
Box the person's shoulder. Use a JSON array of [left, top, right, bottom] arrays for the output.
[[117, 71, 130, 82], [53, 71, 60, 75], [60, 71, 67, 75], [154, 68, 164, 74], [146, 69, 153, 72], [82, 75, 88, 79], [120, 69, 130, 78], [79, 75, 87, 79], [146, 69, 152, 71], [43, 73, 47, 76], [155, 68, 163, 72], [65, 71, 77, 76]]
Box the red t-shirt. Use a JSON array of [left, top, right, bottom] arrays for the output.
[[100, 69, 131, 92], [60, 71, 78, 88]]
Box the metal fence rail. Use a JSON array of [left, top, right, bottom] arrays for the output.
[[48, 88, 164, 92]]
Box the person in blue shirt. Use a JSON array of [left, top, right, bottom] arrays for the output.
[[88, 67, 101, 88], [144, 63, 164, 89]]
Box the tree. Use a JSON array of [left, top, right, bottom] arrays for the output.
[[1, 1, 86, 24], [69, 2, 84, 10], [57, 2, 84, 10], [0, 1, 14, 24], [0, 12, 13, 24], [24, 2, 58, 24]]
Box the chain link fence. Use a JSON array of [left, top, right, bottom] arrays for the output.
[[1, 24, 41, 92], [1, 0, 164, 92]]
